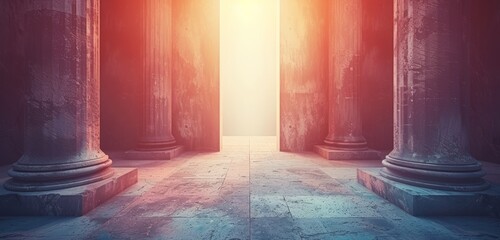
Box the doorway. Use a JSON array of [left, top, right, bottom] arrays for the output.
[[220, 0, 280, 150]]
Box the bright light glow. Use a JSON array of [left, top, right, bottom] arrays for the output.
[[220, 0, 279, 136]]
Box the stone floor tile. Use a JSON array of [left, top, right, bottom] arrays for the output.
[[0, 216, 108, 240], [425, 217, 500, 239], [92, 216, 246, 240], [117, 194, 249, 219], [251, 167, 332, 180], [250, 195, 291, 218], [149, 178, 225, 195], [86, 196, 138, 218], [219, 182, 250, 197], [320, 167, 357, 179], [285, 195, 382, 218], [250, 177, 353, 196], [118, 178, 158, 196], [250, 217, 301, 240], [316, 217, 399, 240]]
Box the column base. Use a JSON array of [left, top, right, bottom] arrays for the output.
[[124, 145, 184, 160], [0, 168, 138, 216], [357, 168, 500, 216], [314, 145, 382, 160], [5, 163, 114, 192]]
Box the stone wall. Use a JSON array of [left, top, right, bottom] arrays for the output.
[[172, 0, 220, 151], [279, 0, 329, 152]]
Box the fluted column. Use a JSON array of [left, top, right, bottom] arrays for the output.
[[137, 0, 175, 150], [315, 0, 380, 160], [126, 0, 182, 159], [381, 0, 488, 191], [325, 0, 366, 149], [4, 0, 113, 191]]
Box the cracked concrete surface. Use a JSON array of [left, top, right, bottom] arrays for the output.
[[1, 136, 499, 239]]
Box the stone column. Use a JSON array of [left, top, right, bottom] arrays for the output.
[[0, 0, 137, 216], [315, 0, 380, 160], [4, 0, 113, 191], [381, 0, 488, 191], [125, 0, 183, 160]]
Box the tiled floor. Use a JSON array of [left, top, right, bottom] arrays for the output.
[[1, 136, 500, 239]]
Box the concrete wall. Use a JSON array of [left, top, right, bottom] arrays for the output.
[[172, 0, 220, 151], [279, 0, 329, 152]]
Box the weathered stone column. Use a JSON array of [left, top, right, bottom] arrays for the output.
[[3, 0, 114, 191], [0, 1, 137, 215], [125, 0, 183, 160], [315, 0, 380, 160], [380, 0, 489, 192], [357, 0, 498, 217]]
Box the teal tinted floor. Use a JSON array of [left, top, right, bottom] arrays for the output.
[[1, 136, 499, 240]]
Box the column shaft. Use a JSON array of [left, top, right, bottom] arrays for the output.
[[382, 0, 488, 191], [325, 0, 367, 149], [136, 0, 176, 150], [5, 0, 113, 191]]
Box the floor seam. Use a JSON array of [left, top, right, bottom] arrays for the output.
[[248, 136, 252, 240]]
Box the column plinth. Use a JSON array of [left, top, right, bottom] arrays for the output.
[[125, 0, 183, 160], [379, 0, 488, 192], [315, 0, 381, 160]]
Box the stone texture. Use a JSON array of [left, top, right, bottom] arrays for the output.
[[172, 0, 220, 151], [358, 168, 500, 216], [0, 168, 138, 216], [279, 0, 329, 152]]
